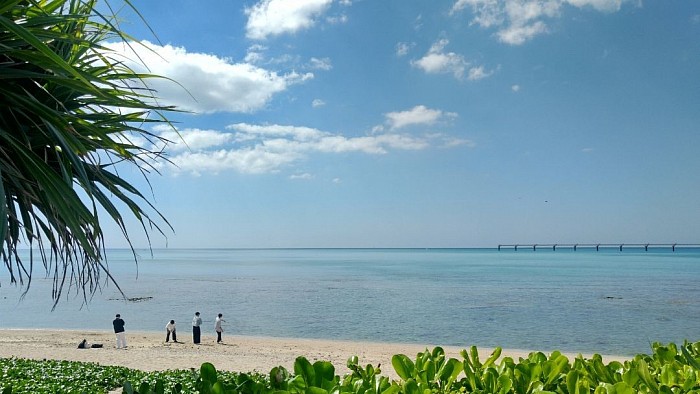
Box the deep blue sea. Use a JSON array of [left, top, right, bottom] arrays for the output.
[[1, 248, 699, 356]]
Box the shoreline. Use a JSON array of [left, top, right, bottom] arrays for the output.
[[0, 329, 629, 378]]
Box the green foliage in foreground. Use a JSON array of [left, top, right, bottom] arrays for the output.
[[2, 341, 699, 394], [0, 358, 248, 394]]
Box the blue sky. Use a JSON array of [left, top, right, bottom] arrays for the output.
[[102, 0, 700, 248]]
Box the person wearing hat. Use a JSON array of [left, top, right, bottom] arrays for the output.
[[112, 313, 127, 349]]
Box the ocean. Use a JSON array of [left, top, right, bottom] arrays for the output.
[[1, 248, 698, 356]]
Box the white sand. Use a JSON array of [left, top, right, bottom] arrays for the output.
[[0, 329, 627, 378]]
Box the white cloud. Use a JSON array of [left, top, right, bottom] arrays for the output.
[[511, 84, 521, 92], [104, 41, 313, 114], [467, 65, 495, 80], [309, 57, 333, 70], [312, 99, 326, 107], [326, 14, 348, 24], [414, 14, 425, 30], [412, 39, 467, 79], [451, 0, 503, 27], [148, 116, 466, 175], [396, 42, 412, 57], [498, 20, 549, 45], [290, 173, 313, 180], [441, 137, 477, 148], [565, 0, 624, 12], [452, 0, 631, 45], [151, 125, 235, 152], [384, 105, 457, 130], [227, 123, 326, 142], [164, 147, 302, 175], [245, 0, 333, 40], [244, 51, 265, 64]]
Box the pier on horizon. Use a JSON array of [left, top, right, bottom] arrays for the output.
[[497, 243, 699, 252]]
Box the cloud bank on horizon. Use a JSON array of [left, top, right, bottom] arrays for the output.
[[109, 0, 638, 179]]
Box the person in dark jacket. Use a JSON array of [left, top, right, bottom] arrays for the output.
[[113, 313, 127, 349]]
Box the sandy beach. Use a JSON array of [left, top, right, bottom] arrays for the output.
[[0, 329, 628, 378]]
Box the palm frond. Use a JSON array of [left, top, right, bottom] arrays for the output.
[[0, 0, 178, 308]]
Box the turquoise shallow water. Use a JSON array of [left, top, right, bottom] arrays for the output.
[[1, 248, 698, 356]]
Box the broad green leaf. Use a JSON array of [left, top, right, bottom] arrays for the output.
[[498, 374, 512, 394], [380, 383, 401, 394], [613, 381, 636, 394], [200, 362, 218, 384], [391, 354, 414, 381], [403, 379, 419, 394], [484, 347, 503, 368], [294, 357, 315, 386], [122, 381, 134, 394], [681, 341, 700, 370], [313, 361, 335, 383], [137, 381, 150, 393], [636, 360, 659, 392], [212, 381, 226, 394], [566, 369, 581, 394]]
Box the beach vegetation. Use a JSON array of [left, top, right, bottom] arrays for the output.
[[2, 341, 700, 394], [0, 0, 176, 306]]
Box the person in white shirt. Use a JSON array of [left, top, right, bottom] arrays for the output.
[[165, 320, 177, 343], [192, 312, 202, 344], [215, 313, 225, 343]]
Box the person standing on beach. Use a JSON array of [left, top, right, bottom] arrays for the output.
[[165, 320, 177, 343], [112, 314, 127, 349], [192, 312, 202, 344], [215, 313, 225, 343]]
